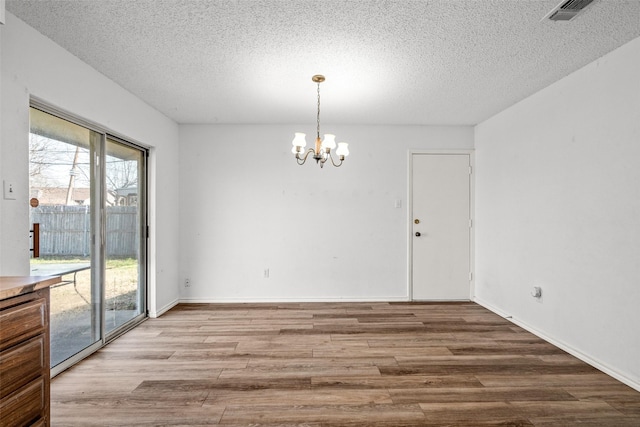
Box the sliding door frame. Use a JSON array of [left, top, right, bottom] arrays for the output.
[[30, 97, 149, 377], [104, 133, 148, 343]]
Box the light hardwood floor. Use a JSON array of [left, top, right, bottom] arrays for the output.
[[51, 302, 640, 426]]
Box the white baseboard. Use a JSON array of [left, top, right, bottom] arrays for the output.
[[178, 296, 410, 304], [148, 298, 179, 318], [474, 296, 640, 393]]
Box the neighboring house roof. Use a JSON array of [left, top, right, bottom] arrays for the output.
[[30, 187, 138, 206], [31, 187, 91, 205]]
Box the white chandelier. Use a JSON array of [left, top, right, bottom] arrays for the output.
[[291, 75, 349, 168]]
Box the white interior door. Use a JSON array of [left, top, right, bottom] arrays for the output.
[[411, 153, 471, 300]]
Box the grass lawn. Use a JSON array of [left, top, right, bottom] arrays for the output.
[[31, 257, 139, 315]]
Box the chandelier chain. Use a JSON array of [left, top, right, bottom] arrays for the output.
[[316, 82, 321, 140]]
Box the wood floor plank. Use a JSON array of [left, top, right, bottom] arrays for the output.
[[232, 334, 333, 346], [49, 302, 640, 425], [313, 346, 453, 358], [246, 356, 397, 368], [511, 400, 629, 422], [311, 375, 484, 389], [54, 389, 210, 406], [331, 332, 456, 342], [204, 388, 394, 406], [217, 365, 382, 379], [447, 343, 566, 356], [366, 337, 496, 348], [386, 354, 599, 376], [419, 402, 531, 425], [133, 377, 312, 392], [52, 406, 226, 426], [218, 403, 426, 424], [476, 373, 626, 388], [565, 385, 640, 416], [63, 364, 224, 380], [389, 386, 577, 403]]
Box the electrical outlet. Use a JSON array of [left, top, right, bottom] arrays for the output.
[[184, 278, 191, 287]]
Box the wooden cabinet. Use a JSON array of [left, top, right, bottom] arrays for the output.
[[0, 277, 58, 427]]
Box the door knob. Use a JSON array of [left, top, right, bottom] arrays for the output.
[[415, 232, 421, 237]]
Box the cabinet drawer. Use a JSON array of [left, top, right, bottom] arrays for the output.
[[0, 298, 47, 351], [0, 335, 45, 400], [0, 377, 45, 427]]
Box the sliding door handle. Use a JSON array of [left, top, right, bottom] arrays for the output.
[[31, 223, 40, 258]]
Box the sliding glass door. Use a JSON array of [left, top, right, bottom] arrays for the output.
[[104, 137, 146, 334], [29, 105, 147, 373], [29, 108, 101, 367]]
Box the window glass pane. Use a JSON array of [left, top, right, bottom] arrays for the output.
[[105, 137, 145, 334], [29, 107, 100, 367]]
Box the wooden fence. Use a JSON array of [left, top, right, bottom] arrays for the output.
[[31, 205, 139, 257]]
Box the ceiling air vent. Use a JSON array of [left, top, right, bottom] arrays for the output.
[[545, 0, 596, 21]]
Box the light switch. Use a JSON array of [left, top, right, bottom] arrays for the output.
[[3, 180, 16, 200], [394, 199, 402, 208]]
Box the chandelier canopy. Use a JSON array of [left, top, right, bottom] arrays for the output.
[[291, 75, 349, 168]]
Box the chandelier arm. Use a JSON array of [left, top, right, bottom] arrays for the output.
[[327, 152, 344, 167], [296, 148, 315, 165]]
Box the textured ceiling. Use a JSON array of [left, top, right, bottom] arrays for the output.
[[6, 0, 640, 125]]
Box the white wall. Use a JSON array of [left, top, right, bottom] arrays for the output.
[[0, 16, 4, 270], [179, 124, 473, 301], [475, 36, 640, 390], [0, 13, 181, 315]]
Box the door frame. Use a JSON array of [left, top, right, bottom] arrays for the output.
[[407, 149, 475, 301], [30, 97, 149, 376]]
